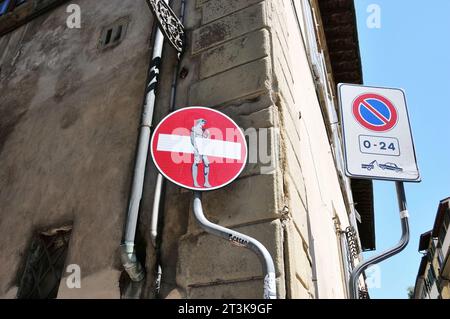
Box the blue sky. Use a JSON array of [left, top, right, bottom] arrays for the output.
[[354, 0, 450, 298]]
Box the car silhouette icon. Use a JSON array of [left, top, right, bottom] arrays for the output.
[[379, 162, 403, 172]]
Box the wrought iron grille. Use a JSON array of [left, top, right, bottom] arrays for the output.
[[345, 226, 361, 265], [17, 227, 72, 299], [146, 0, 185, 53], [359, 288, 370, 299]]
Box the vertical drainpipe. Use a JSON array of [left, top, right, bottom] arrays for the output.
[[120, 0, 170, 282], [150, 0, 186, 248], [150, 0, 186, 296]]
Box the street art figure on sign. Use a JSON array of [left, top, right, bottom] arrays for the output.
[[191, 119, 211, 188], [151, 107, 248, 192]]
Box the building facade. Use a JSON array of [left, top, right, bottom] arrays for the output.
[[414, 198, 450, 299], [0, 0, 373, 299]]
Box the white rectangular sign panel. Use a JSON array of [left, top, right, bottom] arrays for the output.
[[338, 84, 420, 182]]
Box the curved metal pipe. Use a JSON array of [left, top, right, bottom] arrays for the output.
[[192, 192, 277, 299], [349, 182, 410, 299]]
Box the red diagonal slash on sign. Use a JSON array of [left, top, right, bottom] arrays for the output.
[[352, 93, 398, 132]]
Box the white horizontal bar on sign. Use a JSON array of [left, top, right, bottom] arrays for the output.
[[156, 134, 242, 160]]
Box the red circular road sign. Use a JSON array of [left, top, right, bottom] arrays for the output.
[[352, 93, 398, 132], [151, 107, 248, 191]]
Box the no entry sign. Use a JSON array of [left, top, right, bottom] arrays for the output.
[[150, 107, 248, 191], [338, 84, 420, 182]]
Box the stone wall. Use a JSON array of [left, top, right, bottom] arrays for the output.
[[0, 0, 154, 298], [0, 0, 355, 299], [156, 0, 354, 299]]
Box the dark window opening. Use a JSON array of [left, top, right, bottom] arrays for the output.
[[444, 208, 450, 229], [99, 17, 129, 50], [114, 25, 123, 42], [104, 28, 112, 46], [438, 249, 444, 269], [17, 226, 72, 299], [425, 267, 436, 292], [429, 240, 436, 262], [438, 224, 447, 248]]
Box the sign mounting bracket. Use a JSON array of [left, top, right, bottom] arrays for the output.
[[146, 0, 185, 53], [349, 182, 410, 299], [192, 192, 277, 299]]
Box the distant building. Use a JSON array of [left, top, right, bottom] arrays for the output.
[[414, 198, 450, 299]]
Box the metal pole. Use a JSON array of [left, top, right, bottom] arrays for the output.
[[150, 0, 186, 297], [349, 182, 410, 299], [192, 192, 277, 299], [150, 0, 186, 249]]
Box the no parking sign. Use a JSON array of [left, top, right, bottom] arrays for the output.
[[338, 84, 420, 182], [352, 93, 398, 132]]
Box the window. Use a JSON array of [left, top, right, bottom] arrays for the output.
[[99, 17, 129, 50], [444, 208, 450, 229], [17, 227, 72, 299], [438, 249, 445, 269], [429, 239, 436, 262], [426, 267, 436, 291], [438, 223, 447, 248], [437, 209, 449, 248]]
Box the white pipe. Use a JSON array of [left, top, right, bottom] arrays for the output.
[[150, 173, 163, 247], [150, 0, 186, 247], [150, 0, 186, 297], [193, 192, 277, 299], [120, 0, 170, 282]]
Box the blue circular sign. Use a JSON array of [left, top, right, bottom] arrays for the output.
[[353, 93, 398, 132]]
